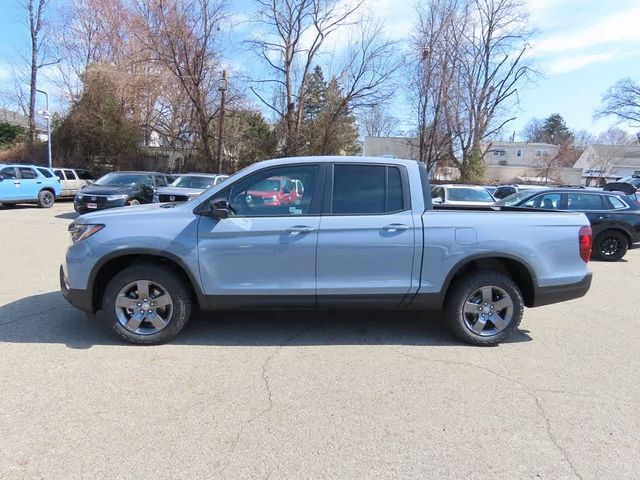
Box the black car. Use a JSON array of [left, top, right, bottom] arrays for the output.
[[496, 188, 640, 261], [74, 171, 174, 213]]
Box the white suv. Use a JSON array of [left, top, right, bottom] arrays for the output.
[[53, 168, 95, 197]]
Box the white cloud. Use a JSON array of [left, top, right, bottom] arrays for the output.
[[532, 6, 640, 54], [547, 51, 617, 74]]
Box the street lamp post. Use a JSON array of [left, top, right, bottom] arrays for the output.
[[35, 89, 52, 169], [216, 70, 227, 173]]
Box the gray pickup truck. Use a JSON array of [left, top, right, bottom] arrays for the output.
[[61, 156, 593, 346]]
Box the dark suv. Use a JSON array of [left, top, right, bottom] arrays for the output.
[[497, 188, 640, 261], [74, 171, 174, 213]]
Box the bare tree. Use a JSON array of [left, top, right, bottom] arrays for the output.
[[134, 0, 227, 170], [318, 21, 399, 154], [22, 0, 58, 143], [595, 78, 640, 125], [447, 0, 534, 182], [596, 127, 635, 145], [410, 0, 461, 172], [249, 0, 365, 156], [360, 104, 396, 137]]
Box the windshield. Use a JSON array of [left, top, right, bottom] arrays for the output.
[[447, 187, 494, 202], [171, 175, 215, 189], [250, 178, 281, 192], [95, 173, 143, 187], [495, 190, 537, 206], [617, 176, 640, 188]]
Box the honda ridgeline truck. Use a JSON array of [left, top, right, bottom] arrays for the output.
[[61, 157, 593, 346]]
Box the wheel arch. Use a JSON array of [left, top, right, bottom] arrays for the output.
[[89, 250, 207, 313], [443, 254, 537, 308]]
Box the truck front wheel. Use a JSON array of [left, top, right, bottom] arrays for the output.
[[103, 264, 193, 345], [445, 271, 523, 346]]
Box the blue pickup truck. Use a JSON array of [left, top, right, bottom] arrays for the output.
[[61, 157, 593, 346]]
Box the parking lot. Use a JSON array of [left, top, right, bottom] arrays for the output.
[[0, 202, 638, 479]]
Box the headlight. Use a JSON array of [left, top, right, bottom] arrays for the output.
[[107, 194, 128, 201], [68, 223, 104, 244]]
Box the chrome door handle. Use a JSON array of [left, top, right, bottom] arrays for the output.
[[286, 225, 314, 234], [383, 223, 410, 232]]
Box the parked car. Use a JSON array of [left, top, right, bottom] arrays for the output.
[[61, 156, 592, 346], [431, 185, 495, 206], [0, 163, 61, 208], [74, 171, 174, 213], [496, 188, 640, 261], [157, 173, 228, 203], [492, 184, 548, 200], [245, 175, 303, 207], [53, 168, 96, 197]]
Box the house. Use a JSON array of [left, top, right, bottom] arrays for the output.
[[573, 144, 640, 186], [0, 107, 48, 141], [483, 141, 560, 167]]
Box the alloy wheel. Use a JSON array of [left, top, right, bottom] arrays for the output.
[[114, 280, 173, 335], [462, 285, 514, 337]]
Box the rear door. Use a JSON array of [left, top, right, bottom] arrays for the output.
[[16, 167, 40, 200], [316, 163, 416, 307], [567, 192, 607, 237], [63, 169, 79, 196]]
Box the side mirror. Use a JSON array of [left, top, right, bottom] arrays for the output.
[[209, 198, 231, 219]]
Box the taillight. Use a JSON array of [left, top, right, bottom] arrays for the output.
[[579, 225, 592, 263]]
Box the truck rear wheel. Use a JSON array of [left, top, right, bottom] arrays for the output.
[[445, 271, 523, 346], [103, 264, 192, 345]]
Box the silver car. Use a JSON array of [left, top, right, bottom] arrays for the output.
[[431, 184, 496, 206], [157, 173, 228, 202]]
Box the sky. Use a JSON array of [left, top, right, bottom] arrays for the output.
[[0, 0, 639, 139]]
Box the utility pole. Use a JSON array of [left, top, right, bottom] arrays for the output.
[[35, 88, 52, 169], [216, 70, 227, 173]]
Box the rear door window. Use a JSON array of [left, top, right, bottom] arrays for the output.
[[567, 193, 604, 211], [331, 164, 405, 215], [63, 169, 77, 180], [76, 170, 94, 180], [18, 167, 37, 179]]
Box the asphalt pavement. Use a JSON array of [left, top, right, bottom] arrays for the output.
[[0, 202, 638, 479]]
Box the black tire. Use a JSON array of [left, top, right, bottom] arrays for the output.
[[38, 190, 55, 208], [592, 230, 628, 261], [103, 264, 193, 345], [444, 271, 523, 346]]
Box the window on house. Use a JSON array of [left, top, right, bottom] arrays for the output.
[[516, 149, 522, 157]]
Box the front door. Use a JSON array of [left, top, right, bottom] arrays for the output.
[[316, 164, 416, 308], [0, 167, 19, 201], [197, 164, 324, 309]]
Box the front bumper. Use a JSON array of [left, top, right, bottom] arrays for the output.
[[74, 197, 128, 213], [531, 272, 592, 307], [60, 265, 92, 314]]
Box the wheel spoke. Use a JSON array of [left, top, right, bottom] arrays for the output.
[[148, 312, 167, 330], [493, 297, 511, 311], [136, 280, 150, 300], [126, 312, 144, 331], [491, 313, 507, 331], [464, 301, 480, 315], [152, 294, 171, 308], [481, 287, 492, 304], [472, 316, 487, 334], [116, 296, 139, 310]]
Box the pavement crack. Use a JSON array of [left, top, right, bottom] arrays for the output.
[[218, 318, 324, 478], [383, 346, 584, 479]]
